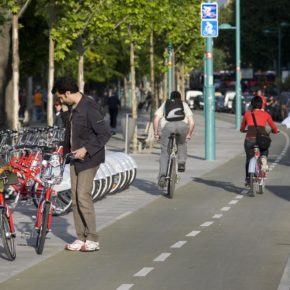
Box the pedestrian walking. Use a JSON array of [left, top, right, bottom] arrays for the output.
[[107, 89, 121, 135], [52, 77, 111, 252], [33, 87, 43, 121]]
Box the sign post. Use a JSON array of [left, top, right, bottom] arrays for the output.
[[201, 1, 218, 161]]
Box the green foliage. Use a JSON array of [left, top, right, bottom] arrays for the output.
[[0, 0, 204, 86], [0, 0, 31, 14]]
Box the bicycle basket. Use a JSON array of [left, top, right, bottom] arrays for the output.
[[40, 152, 63, 184]]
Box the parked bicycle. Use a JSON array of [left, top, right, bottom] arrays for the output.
[[34, 152, 71, 254], [0, 166, 16, 261]]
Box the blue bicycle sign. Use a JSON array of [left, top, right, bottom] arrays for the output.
[[201, 20, 218, 37]]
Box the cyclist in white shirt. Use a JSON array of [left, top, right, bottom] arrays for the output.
[[153, 91, 195, 187]]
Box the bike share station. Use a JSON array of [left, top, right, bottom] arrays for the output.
[[0, 126, 138, 261]]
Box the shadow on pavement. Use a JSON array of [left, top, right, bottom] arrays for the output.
[[131, 178, 163, 196], [266, 185, 290, 202], [192, 177, 245, 194], [13, 204, 75, 249], [187, 154, 205, 161]]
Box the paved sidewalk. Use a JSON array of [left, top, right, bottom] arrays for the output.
[[0, 111, 244, 283]]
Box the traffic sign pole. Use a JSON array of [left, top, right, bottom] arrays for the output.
[[235, 0, 242, 129], [204, 38, 216, 160], [202, 1, 217, 160]]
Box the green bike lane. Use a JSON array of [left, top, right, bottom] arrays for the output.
[[1, 126, 290, 290]]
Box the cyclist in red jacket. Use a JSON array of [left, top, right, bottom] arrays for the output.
[[240, 96, 279, 186]]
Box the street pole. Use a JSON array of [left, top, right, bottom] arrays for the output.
[[168, 43, 173, 98], [204, 37, 216, 160], [235, 0, 241, 129], [278, 25, 281, 97]]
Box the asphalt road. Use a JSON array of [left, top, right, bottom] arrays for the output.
[[1, 118, 290, 290]]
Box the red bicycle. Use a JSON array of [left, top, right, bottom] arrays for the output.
[[34, 151, 69, 254], [8, 147, 69, 254], [0, 166, 16, 261]]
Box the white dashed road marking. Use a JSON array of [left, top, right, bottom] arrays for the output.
[[116, 284, 134, 290], [116, 131, 290, 290], [200, 221, 214, 227], [186, 230, 201, 237], [221, 206, 231, 211], [133, 267, 154, 277], [171, 241, 187, 248], [212, 214, 223, 219], [154, 253, 171, 262]]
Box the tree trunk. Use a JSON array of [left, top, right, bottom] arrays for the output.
[[78, 53, 85, 93], [47, 0, 55, 127], [11, 13, 19, 129], [0, 14, 12, 127], [176, 64, 181, 92], [77, 37, 85, 93], [124, 77, 128, 109], [163, 71, 168, 102], [47, 32, 54, 126], [130, 41, 137, 119], [129, 25, 138, 153], [172, 48, 176, 91], [149, 30, 156, 118], [130, 39, 138, 153], [180, 63, 185, 101]]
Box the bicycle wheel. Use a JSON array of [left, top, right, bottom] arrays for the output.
[[51, 192, 72, 216], [167, 157, 177, 199], [35, 202, 50, 255], [249, 173, 255, 197], [0, 209, 16, 261]]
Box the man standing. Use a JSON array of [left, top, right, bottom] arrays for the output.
[[52, 77, 111, 252], [153, 91, 195, 187]]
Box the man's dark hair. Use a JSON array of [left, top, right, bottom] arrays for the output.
[[51, 77, 79, 94], [251, 96, 263, 109], [170, 91, 181, 100]]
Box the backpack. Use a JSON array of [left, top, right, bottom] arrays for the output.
[[164, 98, 185, 121], [251, 112, 272, 151]]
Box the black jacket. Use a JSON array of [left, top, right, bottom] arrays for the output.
[[68, 95, 111, 173]]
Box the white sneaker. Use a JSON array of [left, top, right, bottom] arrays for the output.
[[65, 239, 85, 251], [80, 240, 100, 252]]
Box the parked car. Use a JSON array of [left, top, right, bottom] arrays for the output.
[[232, 93, 253, 114], [186, 90, 203, 110], [187, 97, 195, 110], [224, 90, 236, 113], [215, 96, 225, 112], [194, 95, 204, 110], [186, 90, 203, 101], [242, 93, 254, 114]]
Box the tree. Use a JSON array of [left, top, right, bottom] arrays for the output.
[[0, 0, 32, 129]]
